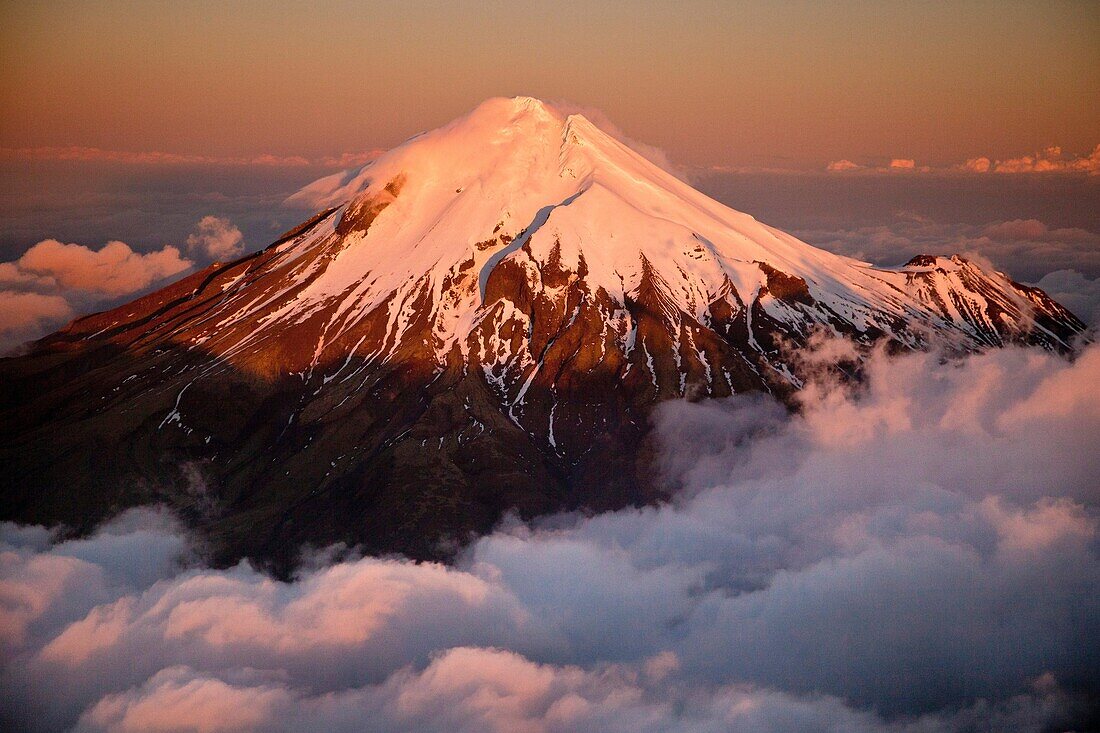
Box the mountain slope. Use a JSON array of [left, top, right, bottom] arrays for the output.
[[0, 97, 1085, 569]]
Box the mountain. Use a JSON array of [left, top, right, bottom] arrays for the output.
[[0, 97, 1085, 569]]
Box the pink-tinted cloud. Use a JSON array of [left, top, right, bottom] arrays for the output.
[[10, 240, 190, 297], [988, 145, 1100, 174], [0, 217, 249, 353], [0, 292, 74, 352], [825, 159, 862, 172], [824, 158, 928, 174], [78, 667, 288, 733], [0, 240, 191, 353], [0, 147, 312, 167], [826, 144, 1100, 175], [317, 150, 387, 168], [961, 156, 992, 173], [186, 217, 244, 261]]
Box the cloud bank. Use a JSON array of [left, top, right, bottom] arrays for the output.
[[0, 147, 385, 169], [796, 215, 1100, 303], [2, 341, 1097, 732], [0, 217, 247, 354]]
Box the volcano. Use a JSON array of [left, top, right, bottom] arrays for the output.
[[0, 97, 1085, 568]]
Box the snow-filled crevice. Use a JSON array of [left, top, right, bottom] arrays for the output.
[[478, 188, 587, 303]]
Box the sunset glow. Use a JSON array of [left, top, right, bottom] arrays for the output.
[[1, 3, 1098, 732], [2, 1, 1097, 169]]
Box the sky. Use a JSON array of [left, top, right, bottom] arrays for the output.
[[1, 0, 1098, 169]]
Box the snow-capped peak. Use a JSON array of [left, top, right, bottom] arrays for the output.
[[75, 97, 1083, 388]]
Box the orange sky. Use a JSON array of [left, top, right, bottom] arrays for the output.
[[1, 1, 1097, 169]]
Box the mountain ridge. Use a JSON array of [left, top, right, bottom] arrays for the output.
[[0, 97, 1086, 570]]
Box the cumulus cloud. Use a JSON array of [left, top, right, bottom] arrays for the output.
[[2, 342, 1098, 732], [983, 144, 1100, 175], [0, 217, 249, 353], [2, 239, 191, 297], [0, 240, 191, 353], [186, 216, 244, 261], [0, 292, 75, 351], [823, 158, 930, 174]]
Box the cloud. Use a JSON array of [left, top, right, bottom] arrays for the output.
[[961, 156, 992, 173], [0, 292, 74, 350], [317, 151, 387, 168], [0, 146, 384, 169], [4, 240, 190, 297], [1032, 270, 1100, 327], [985, 145, 1100, 175], [825, 159, 862, 172], [823, 158, 929, 174], [796, 215, 1100, 285], [1, 342, 1097, 732], [0, 216, 248, 353], [549, 101, 685, 180], [0, 240, 192, 353], [825, 144, 1100, 175], [186, 216, 244, 261]]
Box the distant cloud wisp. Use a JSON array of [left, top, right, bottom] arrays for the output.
[[0, 146, 385, 169], [825, 143, 1100, 175]]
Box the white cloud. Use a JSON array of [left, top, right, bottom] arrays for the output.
[[186, 216, 244, 261], [1, 342, 1097, 732]]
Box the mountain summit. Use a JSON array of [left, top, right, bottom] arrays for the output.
[[0, 97, 1085, 568]]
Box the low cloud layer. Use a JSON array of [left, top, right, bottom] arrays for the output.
[[796, 211, 1100, 286], [0, 147, 384, 169], [2, 342, 1097, 732], [0, 217, 246, 354]]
